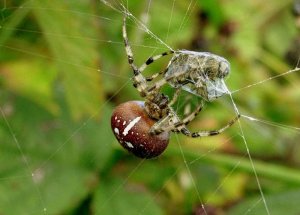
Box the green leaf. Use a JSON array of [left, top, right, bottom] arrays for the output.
[[75, 104, 114, 170], [1, 60, 59, 114], [228, 189, 300, 215], [31, 0, 103, 120], [0, 5, 30, 48], [93, 178, 163, 215], [0, 97, 114, 214], [197, 0, 225, 27], [0, 165, 97, 215]]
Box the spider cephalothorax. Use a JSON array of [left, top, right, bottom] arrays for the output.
[[144, 93, 169, 120], [121, 15, 239, 138]]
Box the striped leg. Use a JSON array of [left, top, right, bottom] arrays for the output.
[[139, 51, 174, 72], [169, 88, 181, 106], [180, 114, 241, 137], [160, 100, 204, 133], [146, 70, 191, 93], [179, 100, 204, 126], [139, 51, 174, 81], [123, 16, 148, 96], [123, 15, 174, 97], [122, 16, 137, 72], [145, 68, 168, 81], [152, 99, 203, 134]]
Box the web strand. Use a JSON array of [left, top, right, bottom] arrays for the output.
[[242, 114, 300, 133], [99, 0, 174, 51], [175, 134, 208, 215], [228, 93, 271, 215], [0, 107, 48, 214], [1, 1, 298, 214], [231, 68, 300, 94]]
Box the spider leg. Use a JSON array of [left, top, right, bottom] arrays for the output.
[[149, 107, 180, 135], [179, 100, 204, 126], [146, 72, 178, 92], [140, 52, 174, 82], [150, 100, 203, 135], [146, 73, 194, 94], [145, 68, 168, 81], [169, 88, 181, 107], [122, 16, 137, 70], [162, 100, 204, 132], [139, 51, 174, 73], [122, 16, 148, 97], [179, 114, 241, 137]]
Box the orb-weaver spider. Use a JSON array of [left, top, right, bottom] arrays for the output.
[[122, 15, 240, 138]]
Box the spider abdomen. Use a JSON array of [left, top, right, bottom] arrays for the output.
[[111, 101, 170, 159]]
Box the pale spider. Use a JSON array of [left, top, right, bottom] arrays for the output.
[[122, 16, 240, 138]]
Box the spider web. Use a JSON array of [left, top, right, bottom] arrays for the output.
[[0, 0, 300, 214]]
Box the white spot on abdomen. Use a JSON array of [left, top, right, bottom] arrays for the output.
[[123, 116, 141, 136], [125, 141, 134, 148], [114, 128, 119, 135]]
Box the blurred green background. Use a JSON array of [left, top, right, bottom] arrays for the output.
[[0, 0, 300, 214]]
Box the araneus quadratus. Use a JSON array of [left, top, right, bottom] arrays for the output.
[[122, 15, 240, 137], [111, 15, 240, 158]]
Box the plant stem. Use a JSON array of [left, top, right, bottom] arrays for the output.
[[167, 148, 300, 185]]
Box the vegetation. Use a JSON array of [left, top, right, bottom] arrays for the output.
[[0, 0, 299, 214]]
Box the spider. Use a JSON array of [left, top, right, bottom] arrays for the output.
[[122, 15, 240, 138]]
